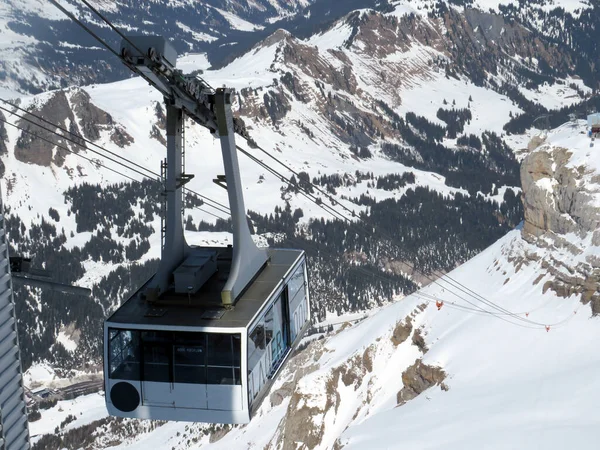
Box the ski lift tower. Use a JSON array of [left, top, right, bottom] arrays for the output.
[[0, 186, 30, 450]]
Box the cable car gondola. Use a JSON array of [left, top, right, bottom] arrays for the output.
[[103, 37, 311, 424]]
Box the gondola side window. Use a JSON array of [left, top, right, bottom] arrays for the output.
[[287, 263, 308, 342], [248, 321, 266, 371], [109, 329, 141, 381], [248, 320, 271, 401], [266, 298, 286, 363], [287, 263, 305, 302]]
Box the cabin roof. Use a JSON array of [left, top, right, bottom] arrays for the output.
[[106, 247, 304, 330]]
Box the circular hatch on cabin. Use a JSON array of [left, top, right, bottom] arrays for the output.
[[110, 382, 140, 412]]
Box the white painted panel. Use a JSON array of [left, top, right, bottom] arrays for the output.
[[142, 381, 175, 407], [173, 383, 207, 409], [207, 385, 243, 411]]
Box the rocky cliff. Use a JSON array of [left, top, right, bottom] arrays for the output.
[[520, 123, 600, 313]]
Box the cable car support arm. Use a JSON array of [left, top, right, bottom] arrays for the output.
[[120, 37, 267, 305]]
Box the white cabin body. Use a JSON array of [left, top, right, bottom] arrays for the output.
[[104, 248, 310, 423]]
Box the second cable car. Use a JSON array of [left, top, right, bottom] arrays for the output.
[[103, 37, 311, 424]]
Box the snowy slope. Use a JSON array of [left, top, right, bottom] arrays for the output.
[[0, 0, 315, 94]]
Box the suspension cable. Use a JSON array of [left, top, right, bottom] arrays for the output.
[[237, 140, 555, 325], [0, 97, 156, 178], [1, 116, 141, 181], [0, 115, 228, 221], [77, 0, 147, 58], [44, 0, 576, 330], [46, 0, 160, 91], [0, 102, 231, 216], [237, 143, 578, 329]]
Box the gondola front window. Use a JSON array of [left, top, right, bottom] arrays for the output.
[[142, 331, 172, 382], [108, 329, 241, 385], [109, 329, 141, 380], [174, 332, 206, 384]]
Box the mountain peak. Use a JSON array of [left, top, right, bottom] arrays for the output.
[[260, 28, 295, 48]]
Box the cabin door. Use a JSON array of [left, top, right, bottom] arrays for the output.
[[141, 340, 174, 406], [172, 342, 208, 409]]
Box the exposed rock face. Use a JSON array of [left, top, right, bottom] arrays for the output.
[[110, 126, 134, 148], [273, 305, 436, 449], [273, 340, 329, 450], [15, 91, 80, 167], [71, 90, 113, 141], [391, 317, 412, 346], [397, 359, 447, 405], [154, 101, 166, 130], [521, 145, 600, 237], [71, 90, 134, 148], [411, 326, 428, 353], [150, 101, 167, 145], [149, 124, 166, 146], [519, 135, 600, 313], [12, 88, 134, 168]]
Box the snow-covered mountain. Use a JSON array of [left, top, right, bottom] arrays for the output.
[[0, 0, 315, 94], [27, 121, 600, 449], [1, 0, 597, 95], [3, 0, 599, 376], [1, 0, 600, 447]]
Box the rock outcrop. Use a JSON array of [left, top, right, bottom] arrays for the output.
[[521, 145, 600, 238], [397, 359, 447, 406], [519, 132, 600, 313], [390, 317, 412, 346], [13, 88, 134, 168], [15, 91, 80, 167]]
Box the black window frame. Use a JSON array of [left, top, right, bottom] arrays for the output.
[[108, 328, 242, 385], [108, 328, 141, 381]]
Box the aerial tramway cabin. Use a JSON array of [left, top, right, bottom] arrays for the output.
[[588, 113, 600, 139], [103, 36, 311, 424], [105, 247, 310, 423]]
